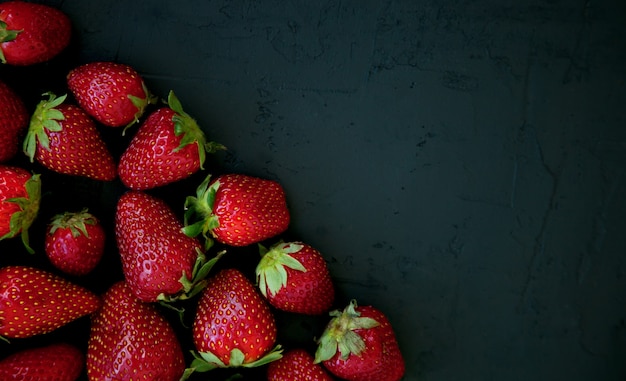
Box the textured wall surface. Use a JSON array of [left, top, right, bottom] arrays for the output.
[[1, 1, 625, 380]]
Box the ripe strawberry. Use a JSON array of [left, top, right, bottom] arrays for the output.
[[0, 165, 40, 254], [0, 342, 84, 381], [0, 79, 29, 163], [23, 92, 117, 181], [44, 208, 106, 276], [0, 265, 101, 340], [87, 281, 185, 381], [115, 190, 217, 302], [67, 61, 157, 129], [186, 268, 282, 376], [256, 240, 334, 315], [0, 1, 72, 66], [314, 300, 405, 381], [267, 348, 334, 381], [118, 91, 224, 190], [183, 173, 290, 248]]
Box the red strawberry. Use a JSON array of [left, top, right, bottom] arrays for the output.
[[67, 61, 157, 129], [23, 92, 117, 181], [44, 208, 106, 276], [118, 91, 224, 190], [267, 348, 334, 381], [0, 1, 72, 66], [87, 281, 185, 381], [0, 342, 84, 381], [115, 190, 217, 302], [0, 265, 101, 340], [0, 165, 40, 254], [183, 173, 290, 248], [186, 268, 282, 376], [256, 240, 334, 315], [314, 300, 405, 381], [0, 79, 29, 163]]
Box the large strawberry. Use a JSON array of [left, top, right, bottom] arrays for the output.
[[117, 91, 224, 190], [23, 92, 117, 181], [183, 173, 290, 248], [184, 268, 282, 377], [314, 300, 405, 381], [115, 190, 218, 302], [0, 1, 72, 66], [256, 240, 335, 315], [44, 208, 106, 276], [0, 79, 29, 163], [67, 61, 157, 129], [0, 265, 101, 340], [0, 342, 84, 381], [267, 348, 334, 381], [0, 165, 41, 254], [87, 281, 185, 381]]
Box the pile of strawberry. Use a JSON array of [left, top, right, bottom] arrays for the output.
[[0, 2, 405, 381]]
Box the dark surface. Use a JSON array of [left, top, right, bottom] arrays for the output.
[[1, 0, 626, 380]]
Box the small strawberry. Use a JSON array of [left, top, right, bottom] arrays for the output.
[[185, 268, 282, 377], [0, 165, 41, 254], [0, 1, 72, 66], [87, 281, 185, 381], [67, 61, 157, 129], [256, 240, 335, 315], [267, 348, 334, 381], [314, 300, 405, 381], [183, 173, 290, 248], [115, 190, 218, 302], [23, 92, 117, 181], [0, 342, 84, 381], [118, 91, 224, 190], [44, 208, 106, 276], [0, 265, 101, 340], [0, 79, 29, 163]]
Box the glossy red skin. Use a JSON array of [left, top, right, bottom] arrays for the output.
[[0, 342, 84, 381], [211, 174, 290, 246], [192, 268, 277, 365], [34, 104, 117, 181], [322, 306, 405, 381], [45, 218, 106, 276], [115, 191, 202, 302], [0, 1, 72, 66], [67, 61, 149, 127], [0, 165, 30, 237], [0, 266, 101, 339], [87, 281, 185, 381], [118, 107, 201, 190], [0, 79, 28, 162], [268, 349, 334, 381]]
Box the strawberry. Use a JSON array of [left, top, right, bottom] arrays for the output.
[[314, 300, 405, 381], [267, 348, 334, 381], [0, 165, 40, 254], [67, 61, 157, 129], [0, 79, 29, 163], [87, 281, 185, 381], [183, 173, 290, 248], [256, 240, 335, 315], [23, 92, 117, 181], [44, 208, 106, 276], [185, 268, 282, 377], [0, 1, 72, 66], [0, 342, 84, 381], [0, 265, 101, 340], [118, 91, 224, 190], [115, 190, 218, 302]]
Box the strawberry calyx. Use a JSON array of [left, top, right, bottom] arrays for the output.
[[0, 173, 41, 254], [181, 345, 283, 379], [123, 81, 158, 134], [0, 20, 22, 64], [314, 299, 380, 364], [182, 174, 220, 250], [48, 208, 97, 238], [23, 92, 67, 162], [255, 241, 307, 298]]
